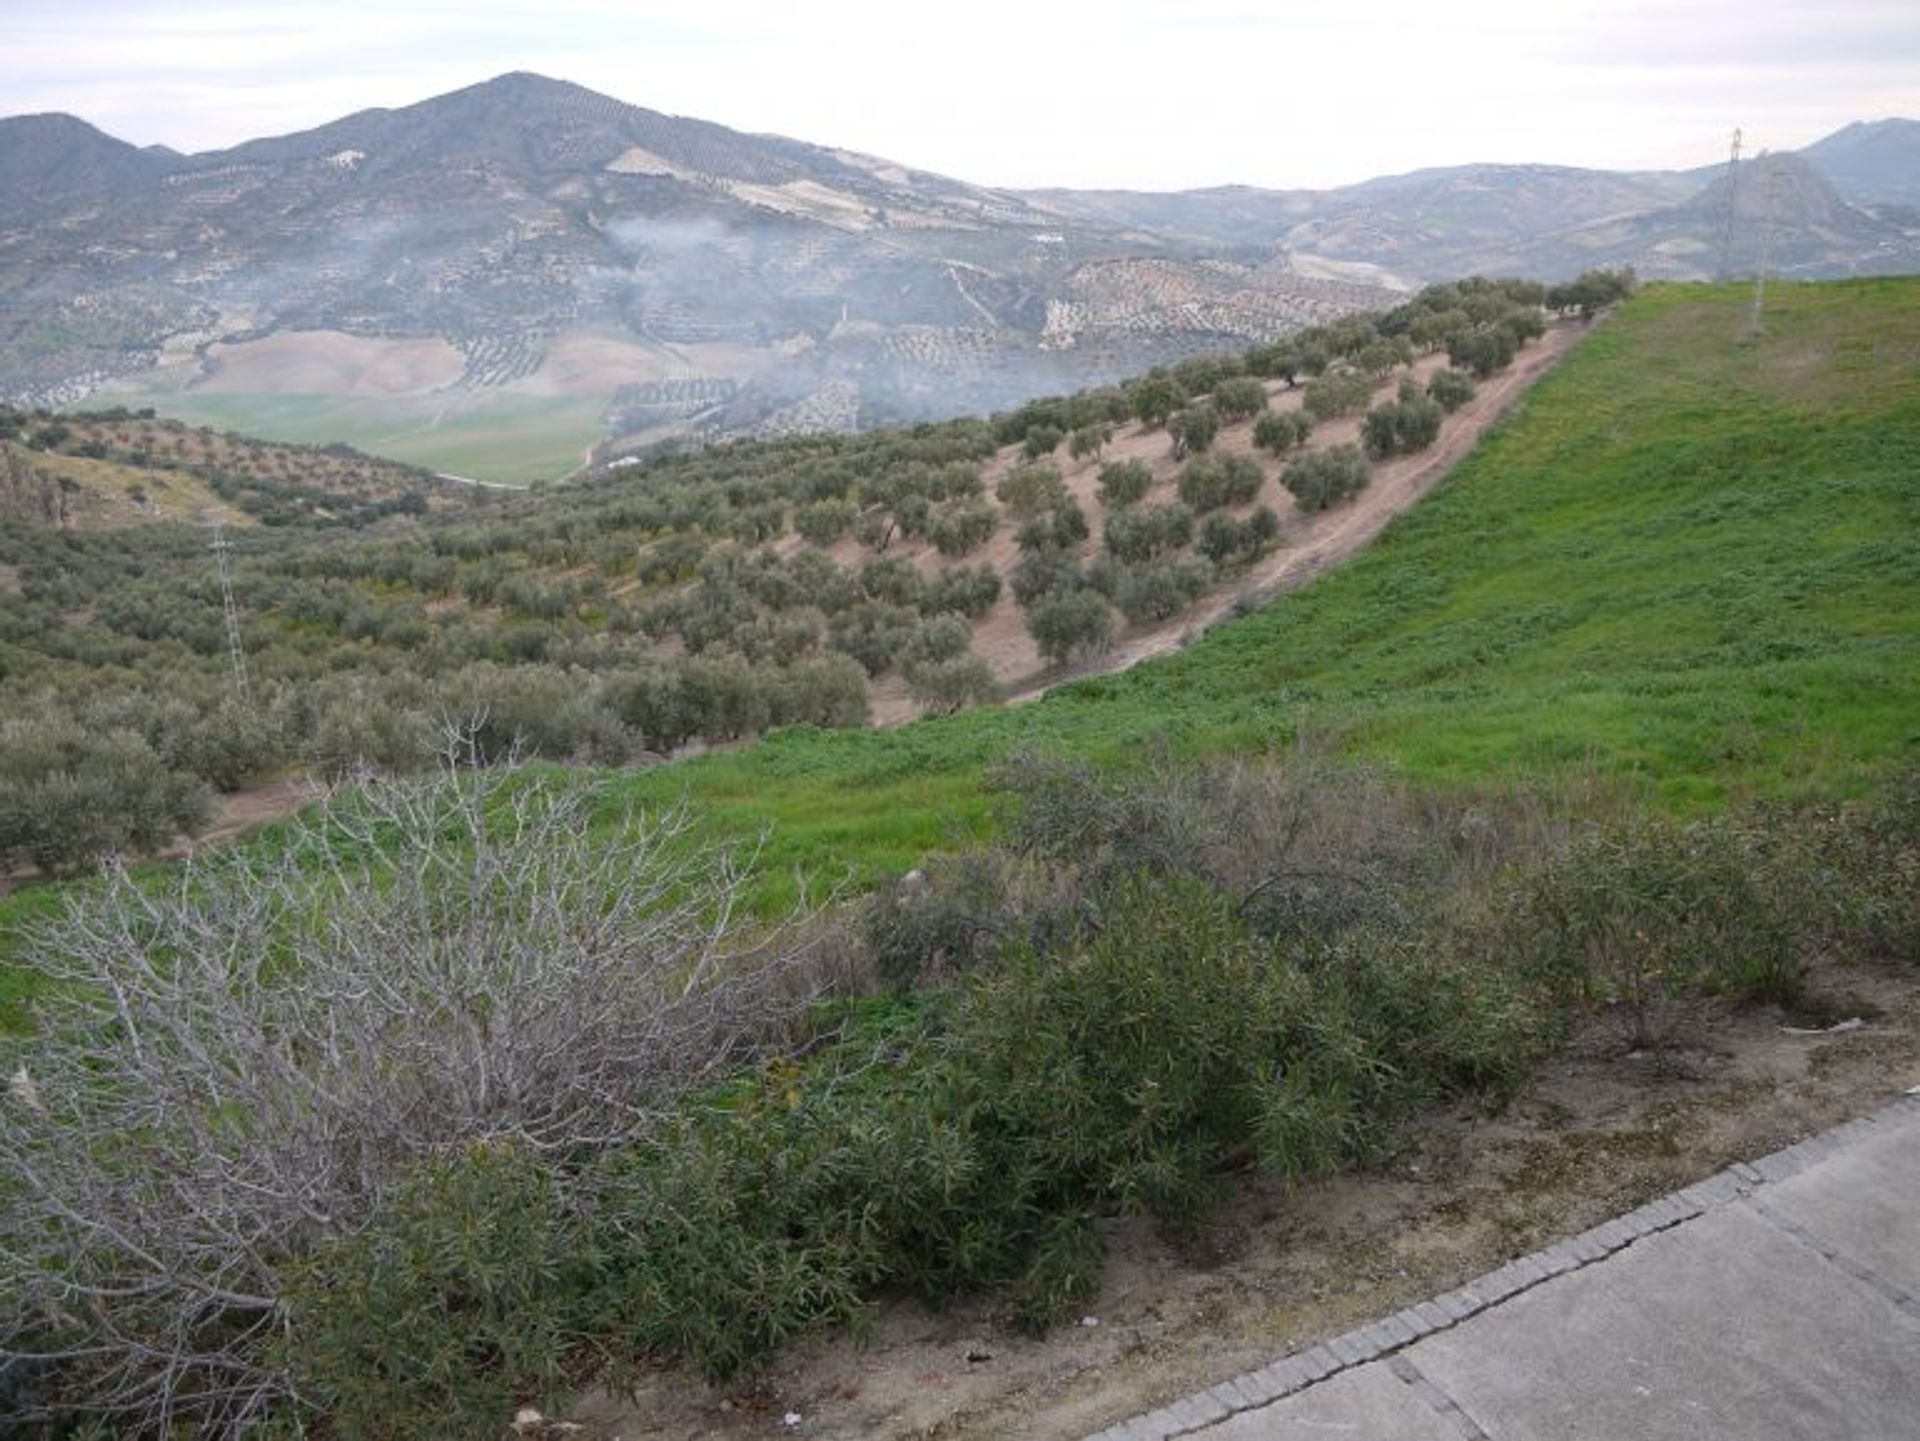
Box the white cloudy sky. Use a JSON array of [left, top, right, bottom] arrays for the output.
[[4, 1, 1916, 189]]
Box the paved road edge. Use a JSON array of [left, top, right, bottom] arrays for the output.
[[1084, 1088, 1920, 1441]]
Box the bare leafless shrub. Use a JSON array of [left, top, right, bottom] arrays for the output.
[[0, 762, 830, 1434]]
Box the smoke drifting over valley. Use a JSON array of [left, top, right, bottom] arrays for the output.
[[1, 69, 1915, 477]]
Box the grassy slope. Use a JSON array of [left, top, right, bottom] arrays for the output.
[[7, 279, 1918, 997], [614, 280, 1920, 891]]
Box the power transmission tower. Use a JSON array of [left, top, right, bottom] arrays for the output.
[[1746, 152, 1781, 340], [1715, 127, 1743, 282], [211, 523, 251, 703]]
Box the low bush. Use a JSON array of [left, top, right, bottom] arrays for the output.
[[1493, 814, 1799, 1044], [1097, 458, 1153, 508], [1177, 453, 1264, 513], [1361, 379, 1445, 459], [1282, 445, 1370, 512], [1302, 371, 1375, 421], [1253, 409, 1312, 454], [0, 770, 830, 1432], [1102, 502, 1194, 563], [927, 500, 997, 556], [1167, 403, 1219, 458], [1198, 506, 1281, 567], [997, 462, 1068, 516], [1027, 589, 1113, 665], [1110, 556, 1215, 626], [923, 563, 1002, 619], [1427, 367, 1477, 411]]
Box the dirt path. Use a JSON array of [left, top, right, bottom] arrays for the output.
[[1023, 323, 1584, 699], [573, 960, 1920, 1440]]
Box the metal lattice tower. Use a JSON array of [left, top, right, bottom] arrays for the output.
[[1746, 152, 1782, 340], [1715, 127, 1743, 282], [211, 524, 251, 703]]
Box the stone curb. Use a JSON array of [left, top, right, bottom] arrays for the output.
[[1080, 1091, 1920, 1440]]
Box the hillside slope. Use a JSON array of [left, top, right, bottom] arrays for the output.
[[0, 74, 1387, 472], [614, 279, 1920, 880]]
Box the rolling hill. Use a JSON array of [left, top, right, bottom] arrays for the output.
[[2, 76, 1915, 481], [603, 277, 1920, 882], [0, 74, 1388, 475]]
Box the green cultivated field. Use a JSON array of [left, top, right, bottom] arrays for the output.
[[618, 280, 1920, 883], [119, 391, 605, 484]]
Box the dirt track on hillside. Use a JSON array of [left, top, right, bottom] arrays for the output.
[[865, 320, 1588, 724]]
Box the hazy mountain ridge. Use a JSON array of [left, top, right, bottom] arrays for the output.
[[0, 74, 1383, 460], [1, 76, 1914, 477]]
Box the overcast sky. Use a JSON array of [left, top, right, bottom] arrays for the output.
[[4, 1, 1916, 190]]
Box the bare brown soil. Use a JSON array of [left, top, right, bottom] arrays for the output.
[[165, 776, 324, 857], [573, 959, 1920, 1440], [194, 330, 465, 397]]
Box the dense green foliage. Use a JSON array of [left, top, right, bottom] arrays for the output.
[[1282, 444, 1373, 510]]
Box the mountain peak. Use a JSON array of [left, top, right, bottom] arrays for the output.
[[0, 111, 175, 205], [1799, 118, 1920, 207]]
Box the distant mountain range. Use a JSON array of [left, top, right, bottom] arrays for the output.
[[1, 75, 1914, 476]]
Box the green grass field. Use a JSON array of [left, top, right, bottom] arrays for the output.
[[610, 280, 1920, 886], [116, 391, 605, 484]]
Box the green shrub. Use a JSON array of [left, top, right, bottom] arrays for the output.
[[1027, 589, 1113, 665], [1021, 498, 1089, 552], [0, 718, 212, 873], [1302, 372, 1374, 421], [1361, 380, 1445, 459], [1427, 367, 1476, 411], [1281, 445, 1370, 512], [1252, 409, 1312, 454], [1097, 458, 1153, 508], [1495, 815, 1800, 1044], [997, 462, 1068, 516], [1449, 324, 1518, 377], [863, 848, 1024, 986], [922, 563, 1002, 618], [1023, 424, 1065, 459], [928, 500, 997, 556], [905, 654, 999, 714], [1010, 549, 1083, 608], [1198, 506, 1280, 567], [1177, 454, 1264, 513], [1167, 403, 1219, 458], [1068, 423, 1112, 461], [290, 1144, 579, 1437], [795, 498, 858, 545], [1211, 377, 1269, 421], [1102, 502, 1193, 563], [828, 600, 920, 676], [1111, 556, 1214, 626]]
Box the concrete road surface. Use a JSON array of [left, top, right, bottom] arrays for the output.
[[1088, 1091, 1920, 1441]]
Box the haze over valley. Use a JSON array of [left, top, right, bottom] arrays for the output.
[[3, 73, 1915, 479]]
